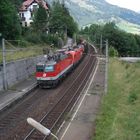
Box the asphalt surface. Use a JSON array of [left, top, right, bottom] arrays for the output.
[[0, 75, 37, 111]]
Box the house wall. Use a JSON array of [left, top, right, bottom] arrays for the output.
[[19, 3, 39, 26], [0, 55, 46, 91]]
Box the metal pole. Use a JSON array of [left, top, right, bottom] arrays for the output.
[[65, 25, 67, 39], [2, 38, 8, 90], [105, 40, 108, 94], [100, 34, 102, 55]]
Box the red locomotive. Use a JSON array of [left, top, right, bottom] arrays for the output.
[[35, 44, 85, 88]]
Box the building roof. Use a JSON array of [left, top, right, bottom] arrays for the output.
[[19, 0, 48, 11]]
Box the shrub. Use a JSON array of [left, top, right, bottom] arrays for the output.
[[128, 92, 138, 104], [125, 63, 130, 69], [25, 33, 42, 44], [109, 46, 118, 57], [44, 34, 59, 47]]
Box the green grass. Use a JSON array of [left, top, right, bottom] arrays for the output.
[[94, 58, 140, 140], [0, 44, 50, 63]]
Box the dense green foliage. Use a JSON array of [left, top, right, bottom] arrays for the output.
[[49, 1, 78, 37], [11, 0, 23, 10], [32, 5, 49, 33], [27, 1, 78, 46], [22, 1, 78, 46], [80, 22, 140, 56], [109, 46, 118, 57], [0, 0, 78, 48], [0, 0, 22, 39]]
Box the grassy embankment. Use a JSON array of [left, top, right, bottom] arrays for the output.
[[94, 58, 140, 140], [0, 44, 50, 63]]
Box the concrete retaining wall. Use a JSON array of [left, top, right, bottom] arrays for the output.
[[0, 56, 45, 91]]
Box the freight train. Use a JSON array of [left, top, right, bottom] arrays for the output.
[[35, 42, 85, 88]]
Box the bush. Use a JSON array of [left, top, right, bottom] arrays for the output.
[[18, 40, 29, 47], [109, 46, 118, 57], [128, 92, 138, 104], [25, 33, 42, 44], [125, 63, 130, 69], [24, 32, 62, 47], [44, 34, 59, 47]]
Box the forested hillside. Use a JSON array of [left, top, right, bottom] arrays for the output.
[[80, 22, 140, 56]]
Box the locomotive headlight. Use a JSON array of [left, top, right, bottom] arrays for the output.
[[43, 73, 46, 77]]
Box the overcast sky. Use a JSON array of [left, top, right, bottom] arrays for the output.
[[105, 0, 140, 12]]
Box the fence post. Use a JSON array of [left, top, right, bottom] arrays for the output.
[[2, 38, 8, 90]]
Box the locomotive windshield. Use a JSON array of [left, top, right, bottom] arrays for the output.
[[36, 65, 44, 72], [45, 65, 54, 72]]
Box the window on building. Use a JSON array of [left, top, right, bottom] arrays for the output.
[[33, 5, 38, 11], [25, 22, 27, 27], [21, 13, 24, 17]]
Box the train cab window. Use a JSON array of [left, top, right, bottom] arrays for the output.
[[45, 65, 54, 72], [36, 65, 44, 72]]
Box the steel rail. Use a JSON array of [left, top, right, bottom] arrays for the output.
[[24, 45, 96, 140], [44, 55, 96, 140], [24, 53, 92, 139]]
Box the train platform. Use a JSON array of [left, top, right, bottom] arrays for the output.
[[58, 57, 105, 140], [0, 75, 37, 112]]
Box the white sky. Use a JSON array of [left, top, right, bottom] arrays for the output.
[[105, 0, 140, 12]]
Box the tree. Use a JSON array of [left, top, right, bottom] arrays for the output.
[[0, 0, 21, 39], [32, 4, 49, 33], [80, 22, 140, 56], [49, 1, 78, 37], [109, 46, 118, 57], [134, 34, 140, 56], [11, 0, 23, 10]]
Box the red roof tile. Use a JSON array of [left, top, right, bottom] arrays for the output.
[[19, 0, 48, 11]]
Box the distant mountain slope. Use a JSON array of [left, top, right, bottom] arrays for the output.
[[47, 0, 140, 34]]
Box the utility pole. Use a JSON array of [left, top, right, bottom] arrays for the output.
[[105, 40, 108, 94], [2, 38, 8, 90], [74, 33, 77, 45], [100, 34, 102, 55]]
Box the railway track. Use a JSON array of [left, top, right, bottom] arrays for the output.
[[0, 44, 97, 140]]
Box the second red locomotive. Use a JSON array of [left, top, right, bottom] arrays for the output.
[[36, 43, 85, 88]]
